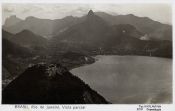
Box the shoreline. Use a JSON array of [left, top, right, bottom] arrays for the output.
[[69, 54, 172, 71]]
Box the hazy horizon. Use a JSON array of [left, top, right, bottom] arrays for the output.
[[2, 3, 172, 25]]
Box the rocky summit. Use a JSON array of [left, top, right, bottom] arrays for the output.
[[2, 63, 108, 104]]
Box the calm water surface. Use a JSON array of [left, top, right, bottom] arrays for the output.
[[71, 55, 172, 104]]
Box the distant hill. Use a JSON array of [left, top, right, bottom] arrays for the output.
[[3, 16, 54, 38], [52, 10, 110, 46], [3, 29, 48, 55], [3, 11, 172, 41], [49, 10, 172, 58], [3, 16, 81, 38], [11, 30, 47, 48], [52, 10, 142, 48], [2, 35, 33, 80], [2, 29, 14, 40], [3, 29, 47, 47], [3, 15, 22, 27], [2, 63, 108, 104], [2, 10, 172, 58], [96, 12, 172, 41], [2, 33, 33, 58]]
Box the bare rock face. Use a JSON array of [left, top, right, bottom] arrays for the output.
[[88, 10, 95, 17], [2, 63, 108, 104]]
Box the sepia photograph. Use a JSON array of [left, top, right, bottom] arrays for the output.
[[1, 3, 172, 104]]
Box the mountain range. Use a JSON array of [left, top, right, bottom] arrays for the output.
[[49, 10, 172, 58], [2, 10, 172, 58], [3, 10, 172, 41]]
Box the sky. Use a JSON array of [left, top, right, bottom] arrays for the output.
[[2, 3, 172, 25]]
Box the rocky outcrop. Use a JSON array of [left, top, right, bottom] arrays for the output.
[[2, 63, 108, 104]]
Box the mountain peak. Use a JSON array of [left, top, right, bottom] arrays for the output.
[[88, 10, 94, 16], [2, 63, 108, 104], [16, 29, 35, 36], [26, 16, 36, 21], [4, 15, 22, 27], [6, 15, 19, 20]]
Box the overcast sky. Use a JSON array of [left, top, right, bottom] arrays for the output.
[[2, 3, 172, 24]]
